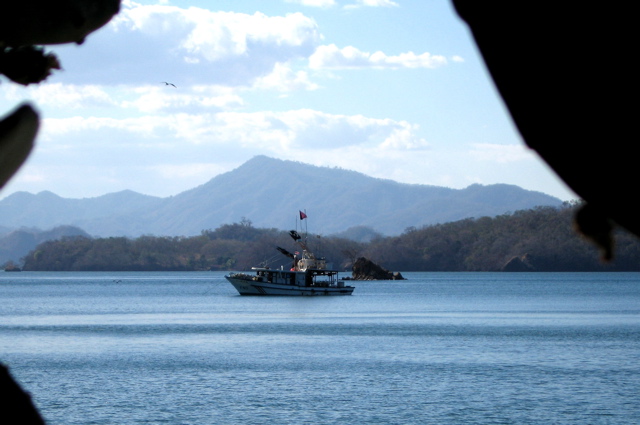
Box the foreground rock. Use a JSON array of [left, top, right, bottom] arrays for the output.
[[352, 257, 405, 280]]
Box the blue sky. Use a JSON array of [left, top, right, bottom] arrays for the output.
[[0, 0, 576, 201]]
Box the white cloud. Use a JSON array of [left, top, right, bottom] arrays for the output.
[[288, 0, 399, 8], [1, 81, 246, 114], [253, 63, 319, 92], [39, 109, 427, 153], [286, 0, 337, 7], [25, 108, 430, 198], [380, 124, 429, 150], [344, 0, 399, 9], [470, 143, 535, 163], [40, 116, 162, 141], [1, 83, 115, 109], [0, 1, 576, 203], [309, 44, 447, 69], [122, 85, 245, 113], [51, 4, 321, 87]]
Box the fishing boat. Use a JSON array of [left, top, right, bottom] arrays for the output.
[[225, 212, 355, 296]]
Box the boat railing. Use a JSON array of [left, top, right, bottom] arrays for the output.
[[228, 272, 254, 280]]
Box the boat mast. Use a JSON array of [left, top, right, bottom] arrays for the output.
[[298, 209, 311, 254]]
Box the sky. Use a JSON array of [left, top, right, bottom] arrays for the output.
[[0, 0, 576, 201]]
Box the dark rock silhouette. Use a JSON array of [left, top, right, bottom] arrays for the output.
[[352, 257, 405, 280], [453, 2, 637, 260], [0, 0, 121, 190], [1, 1, 121, 47], [0, 105, 38, 191], [1, 1, 122, 423], [0, 364, 45, 425]]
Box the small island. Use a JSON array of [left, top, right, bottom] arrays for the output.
[[350, 257, 405, 280], [2, 261, 21, 272]]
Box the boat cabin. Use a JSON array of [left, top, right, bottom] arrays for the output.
[[252, 267, 343, 288]]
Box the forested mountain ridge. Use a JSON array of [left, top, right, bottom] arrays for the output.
[[0, 156, 562, 238], [20, 203, 640, 272]]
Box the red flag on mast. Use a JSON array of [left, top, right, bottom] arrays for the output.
[[299, 211, 307, 220]]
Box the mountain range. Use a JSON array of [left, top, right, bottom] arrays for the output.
[[0, 155, 562, 241]]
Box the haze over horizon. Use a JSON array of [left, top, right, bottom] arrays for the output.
[[0, 0, 576, 202]]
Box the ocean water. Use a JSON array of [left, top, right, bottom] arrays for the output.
[[1, 271, 640, 424]]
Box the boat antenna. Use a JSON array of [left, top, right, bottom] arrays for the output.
[[259, 252, 281, 268]]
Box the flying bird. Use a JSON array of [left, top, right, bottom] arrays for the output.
[[161, 82, 176, 88]]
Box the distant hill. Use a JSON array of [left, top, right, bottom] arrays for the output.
[[0, 189, 163, 234], [0, 156, 562, 238], [0, 225, 91, 265], [332, 226, 384, 243]]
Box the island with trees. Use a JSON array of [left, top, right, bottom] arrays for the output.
[[16, 202, 640, 273]]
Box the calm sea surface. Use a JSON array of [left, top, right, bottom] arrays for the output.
[[1, 271, 640, 424]]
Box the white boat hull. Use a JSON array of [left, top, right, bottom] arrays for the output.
[[226, 274, 354, 296]]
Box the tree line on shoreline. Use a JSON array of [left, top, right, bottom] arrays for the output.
[[18, 202, 640, 272]]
